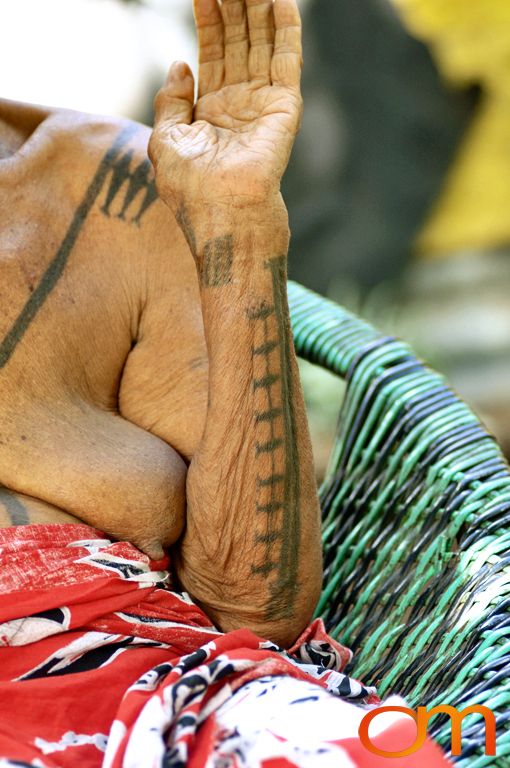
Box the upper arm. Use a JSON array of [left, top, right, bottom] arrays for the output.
[[118, 204, 209, 463], [67, 115, 210, 462]]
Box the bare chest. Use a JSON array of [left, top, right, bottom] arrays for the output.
[[0, 168, 206, 536]]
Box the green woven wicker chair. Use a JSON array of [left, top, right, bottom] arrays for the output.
[[288, 281, 510, 767]]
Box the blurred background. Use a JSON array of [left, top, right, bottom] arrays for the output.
[[2, 0, 509, 479]]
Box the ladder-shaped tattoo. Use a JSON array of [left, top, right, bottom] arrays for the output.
[[248, 256, 300, 620]]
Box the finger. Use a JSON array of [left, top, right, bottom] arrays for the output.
[[271, 0, 302, 88], [220, 0, 250, 85], [153, 62, 195, 128], [246, 0, 274, 83], [193, 0, 225, 97]]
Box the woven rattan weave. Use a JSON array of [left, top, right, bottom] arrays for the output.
[[288, 281, 510, 767]]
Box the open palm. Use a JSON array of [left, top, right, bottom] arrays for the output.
[[149, 0, 303, 208]]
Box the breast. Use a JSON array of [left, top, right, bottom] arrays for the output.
[[0, 204, 186, 557], [0, 390, 187, 557], [0, 112, 201, 555]]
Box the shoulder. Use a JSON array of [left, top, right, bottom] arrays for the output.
[[1, 99, 158, 229], [0, 97, 151, 167], [43, 106, 153, 178], [33, 105, 175, 239]]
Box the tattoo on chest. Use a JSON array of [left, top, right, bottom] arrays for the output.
[[0, 123, 152, 369], [100, 150, 158, 226], [0, 486, 29, 526], [248, 256, 300, 620]]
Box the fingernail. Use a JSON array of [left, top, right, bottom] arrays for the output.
[[169, 61, 190, 80]]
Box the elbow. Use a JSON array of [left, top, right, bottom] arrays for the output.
[[258, 615, 316, 650], [207, 583, 322, 650], [260, 588, 322, 648], [216, 608, 315, 650]]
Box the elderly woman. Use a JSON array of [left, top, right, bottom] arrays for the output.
[[0, 1, 451, 765]]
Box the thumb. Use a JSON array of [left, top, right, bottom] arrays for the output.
[[153, 61, 195, 128]]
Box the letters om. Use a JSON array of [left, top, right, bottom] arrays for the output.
[[359, 704, 496, 758]]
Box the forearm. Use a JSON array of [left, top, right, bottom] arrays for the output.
[[175, 201, 322, 646], [147, 0, 309, 647]]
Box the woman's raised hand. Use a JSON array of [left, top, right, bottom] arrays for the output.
[[149, 0, 303, 211]]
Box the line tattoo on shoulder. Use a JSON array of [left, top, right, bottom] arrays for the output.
[[0, 123, 146, 369], [247, 256, 300, 620]]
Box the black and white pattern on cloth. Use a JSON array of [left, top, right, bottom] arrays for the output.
[[115, 611, 220, 635], [75, 551, 169, 585], [293, 638, 345, 670], [276, 637, 374, 702], [196, 675, 372, 768], [117, 636, 375, 768], [16, 631, 168, 681], [285, 660, 375, 701], [0, 761, 40, 768], [0, 607, 71, 647], [116, 642, 246, 768], [128, 662, 175, 694]]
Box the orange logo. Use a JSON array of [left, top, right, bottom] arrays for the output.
[[358, 705, 496, 758]]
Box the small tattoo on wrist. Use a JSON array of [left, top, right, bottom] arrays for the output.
[[201, 234, 234, 287], [176, 203, 198, 260]]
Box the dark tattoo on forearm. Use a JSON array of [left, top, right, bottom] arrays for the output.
[[174, 208, 234, 287], [248, 256, 300, 619], [100, 150, 158, 226], [175, 204, 198, 259], [201, 234, 233, 287], [0, 486, 29, 525], [0, 123, 140, 369]]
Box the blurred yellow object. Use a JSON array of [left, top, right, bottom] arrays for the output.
[[392, 0, 510, 258]]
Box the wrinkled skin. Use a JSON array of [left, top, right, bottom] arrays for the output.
[[0, 0, 321, 646]]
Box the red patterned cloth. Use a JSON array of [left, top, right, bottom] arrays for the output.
[[0, 524, 451, 767]]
